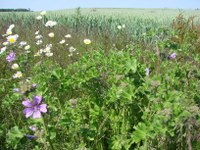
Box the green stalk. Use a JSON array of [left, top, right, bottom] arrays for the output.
[[41, 116, 55, 150], [8, 107, 17, 126], [55, 97, 63, 128]]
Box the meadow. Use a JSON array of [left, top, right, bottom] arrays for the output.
[[0, 8, 200, 150]]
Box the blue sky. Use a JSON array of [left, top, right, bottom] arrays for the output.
[[0, 0, 200, 11]]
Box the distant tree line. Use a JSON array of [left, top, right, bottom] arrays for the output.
[[0, 8, 32, 12]]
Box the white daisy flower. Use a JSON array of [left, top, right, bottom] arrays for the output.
[[83, 39, 91, 45], [59, 40, 65, 44], [11, 63, 19, 70], [25, 45, 30, 50], [48, 32, 54, 38], [65, 34, 72, 38], [13, 71, 22, 78], [7, 34, 19, 43]]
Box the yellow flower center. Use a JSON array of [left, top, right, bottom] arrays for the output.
[[7, 31, 12, 35], [16, 73, 22, 77], [84, 40, 91, 45], [9, 38, 15, 43]]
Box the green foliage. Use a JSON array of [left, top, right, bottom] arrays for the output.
[[6, 126, 24, 149], [27, 49, 144, 149]]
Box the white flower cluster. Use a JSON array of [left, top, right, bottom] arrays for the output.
[[34, 44, 53, 57], [45, 21, 57, 28], [1, 24, 16, 55], [35, 30, 43, 45], [68, 46, 77, 57]]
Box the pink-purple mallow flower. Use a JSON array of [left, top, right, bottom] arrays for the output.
[[6, 51, 16, 62], [22, 96, 47, 118], [169, 52, 176, 59]]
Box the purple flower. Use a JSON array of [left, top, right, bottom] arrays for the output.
[[29, 125, 37, 131], [6, 52, 16, 62], [24, 134, 37, 140], [32, 83, 37, 89], [22, 96, 47, 118], [169, 52, 176, 59], [145, 68, 150, 76]]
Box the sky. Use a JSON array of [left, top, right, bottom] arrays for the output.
[[0, 0, 200, 11]]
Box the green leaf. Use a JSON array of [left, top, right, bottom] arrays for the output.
[[125, 57, 137, 73], [6, 126, 24, 149], [50, 131, 56, 140], [132, 123, 147, 143]]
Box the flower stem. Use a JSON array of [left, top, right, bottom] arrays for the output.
[[41, 116, 55, 150], [8, 107, 17, 126], [55, 98, 63, 128]]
